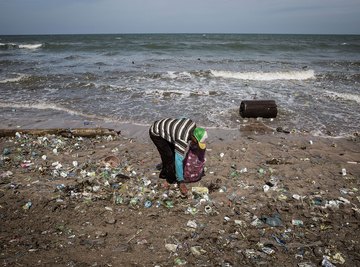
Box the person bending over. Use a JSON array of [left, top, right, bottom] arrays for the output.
[[149, 118, 208, 195]]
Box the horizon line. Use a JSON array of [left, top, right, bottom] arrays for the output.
[[1, 32, 359, 36]]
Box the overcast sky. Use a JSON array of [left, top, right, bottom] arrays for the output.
[[1, 0, 359, 35]]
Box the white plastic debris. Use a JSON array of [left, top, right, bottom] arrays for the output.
[[52, 162, 62, 169], [165, 244, 178, 253], [186, 220, 198, 229], [240, 167, 248, 173], [92, 186, 101, 192], [338, 197, 350, 204]]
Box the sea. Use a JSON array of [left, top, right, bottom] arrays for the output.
[[0, 34, 359, 137]]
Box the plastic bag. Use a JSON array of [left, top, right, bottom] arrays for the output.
[[183, 146, 205, 183]]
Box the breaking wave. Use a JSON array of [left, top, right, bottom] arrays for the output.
[[0, 74, 28, 83], [210, 69, 315, 81], [18, 44, 43, 49], [0, 102, 109, 121], [324, 90, 360, 104], [0, 43, 43, 50]]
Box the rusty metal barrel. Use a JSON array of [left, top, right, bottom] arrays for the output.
[[239, 100, 277, 118]]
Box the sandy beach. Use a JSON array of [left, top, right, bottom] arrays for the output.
[[0, 121, 359, 266]]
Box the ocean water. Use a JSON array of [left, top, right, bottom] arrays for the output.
[[0, 34, 359, 136]]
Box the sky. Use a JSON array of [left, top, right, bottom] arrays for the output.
[[1, 0, 360, 35]]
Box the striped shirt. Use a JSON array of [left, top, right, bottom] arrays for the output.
[[150, 118, 196, 156]]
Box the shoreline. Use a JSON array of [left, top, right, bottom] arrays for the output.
[[1, 111, 359, 142]]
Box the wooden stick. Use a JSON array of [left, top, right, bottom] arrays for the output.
[[0, 128, 121, 138]]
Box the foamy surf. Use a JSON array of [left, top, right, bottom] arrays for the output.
[[210, 69, 315, 81], [0, 43, 43, 49], [18, 44, 43, 49], [0, 101, 152, 130], [325, 90, 360, 104], [0, 102, 113, 122], [0, 74, 27, 84]]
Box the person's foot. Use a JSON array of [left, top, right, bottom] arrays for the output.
[[179, 183, 188, 195], [156, 163, 163, 171], [162, 181, 170, 190]]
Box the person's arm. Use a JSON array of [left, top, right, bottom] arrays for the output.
[[175, 151, 184, 182]]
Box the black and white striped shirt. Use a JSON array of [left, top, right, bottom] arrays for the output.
[[149, 118, 196, 156]]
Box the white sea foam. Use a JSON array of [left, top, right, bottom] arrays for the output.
[[164, 71, 192, 79], [144, 88, 188, 97], [0, 43, 42, 49], [144, 87, 212, 98], [0, 101, 146, 126], [0, 102, 109, 122], [165, 71, 177, 79], [325, 90, 360, 104], [18, 44, 43, 49], [0, 74, 27, 83], [0, 42, 17, 48], [210, 69, 315, 81], [0, 102, 80, 115]]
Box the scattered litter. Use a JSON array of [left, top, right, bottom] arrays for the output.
[[263, 184, 270, 192], [0, 128, 358, 266], [322, 256, 336, 267], [292, 219, 304, 226], [186, 220, 198, 229], [22, 201, 32, 210], [103, 155, 120, 168], [165, 243, 178, 253], [260, 213, 283, 227]]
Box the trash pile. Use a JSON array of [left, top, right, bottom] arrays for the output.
[[1, 131, 359, 266]]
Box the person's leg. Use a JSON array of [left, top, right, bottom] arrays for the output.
[[149, 132, 176, 183]]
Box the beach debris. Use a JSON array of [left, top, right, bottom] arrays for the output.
[[204, 205, 212, 214], [144, 200, 152, 208], [292, 219, 304, 226], [191, 186, 209, 196], [322, 256, 336, 267], [22, 201, 32, 210], [0, 171, 13, 179], [103, 155, 120, 168], [2, 148, 11, 156], [260, 213, 283, 227], [174, 258, 187, 266], [0, 128, 120, 138], [0, 128, 359, 266], [330, 252, 345, 265], [190, 246, 206, 256], [186, 220, 198, 229], [165, 243, 178, 253], [263, 184, 270, 192], [292, 194, 306, 201]]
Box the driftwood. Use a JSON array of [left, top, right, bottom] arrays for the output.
[[0, 128, 121, 138]]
